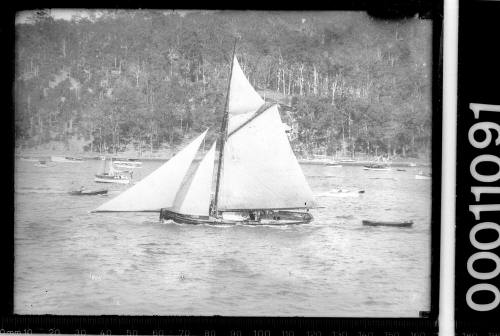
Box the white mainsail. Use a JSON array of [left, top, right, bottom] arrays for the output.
[[93, 130, 207, 212], [218, 104, 315, 210], [171, 142, 216, 216]]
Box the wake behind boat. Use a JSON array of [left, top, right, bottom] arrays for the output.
[[94, 43, 315, 225]]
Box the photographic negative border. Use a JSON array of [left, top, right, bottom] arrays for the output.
[[3, 1, 442, 334]]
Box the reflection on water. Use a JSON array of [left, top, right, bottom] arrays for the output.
[[14, 160, 431, 316]]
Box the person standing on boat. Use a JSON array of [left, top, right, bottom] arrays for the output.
[[255, 211, 263, 221], [209, 196, 215, 216]]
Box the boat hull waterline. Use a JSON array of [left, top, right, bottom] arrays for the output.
[[160, 209, 313, 225], [94, 175, 130, 184]]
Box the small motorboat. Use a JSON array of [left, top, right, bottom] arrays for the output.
[[69, 188, 108, 196], [95, 158, 131, 184], [34, 160, 49, 167], [51, 155, 84, 163], [363, 163, 390, 171], [95, 173, 131, 184], [362, 220, 413, 227]]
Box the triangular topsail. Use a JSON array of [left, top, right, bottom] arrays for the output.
[[227, 56, 265, 132], [228, 56, 264, 115], [218, 104, 315, 210], [171, 142, 216, 216], [93, 130, 207, 212]]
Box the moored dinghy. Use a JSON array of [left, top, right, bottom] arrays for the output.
[[363, 163, 390, 171], [69, 188, 108, 196], [94, 45, 315, 225], [362, 220, 413, 227], [51, 155, 83, 163]]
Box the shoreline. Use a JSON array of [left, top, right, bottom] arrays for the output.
[[15, 151, 431, 168]]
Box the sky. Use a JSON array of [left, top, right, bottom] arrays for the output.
[[15, 9, 101, 24], [15, 9, 191, 24]]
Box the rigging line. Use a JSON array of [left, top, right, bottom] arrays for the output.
[[226, 102, 275, 139], [213, 37, 238, 217]]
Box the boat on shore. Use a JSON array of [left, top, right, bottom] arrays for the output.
[[94, 44, 315, 225], [51, 155, 84, 163], [94, 158, 131, 184], [69, 188, 108, 196], [362, 220, 413, 227], [363, 163, 390, 171]]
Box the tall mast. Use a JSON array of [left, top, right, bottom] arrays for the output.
[[212, 38, 237, 217]]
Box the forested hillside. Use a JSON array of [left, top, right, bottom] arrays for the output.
[[14, 10, 432, 159]]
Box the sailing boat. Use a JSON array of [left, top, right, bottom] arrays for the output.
[[94, 157, 131, 184], [94, 47, 315, 225]]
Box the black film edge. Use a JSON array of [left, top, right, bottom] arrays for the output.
[[456, 0, 500, 334]]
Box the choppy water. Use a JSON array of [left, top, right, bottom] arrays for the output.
[[14, 159, 431, 316]]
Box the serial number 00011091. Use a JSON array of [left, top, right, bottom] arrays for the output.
[[466, 103, 500, 312]]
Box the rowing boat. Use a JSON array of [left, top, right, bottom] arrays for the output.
[[362, 220, 413, 227]]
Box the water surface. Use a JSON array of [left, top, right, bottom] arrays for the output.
[[15, 160, 431, 316]]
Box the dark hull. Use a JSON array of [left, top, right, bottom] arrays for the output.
[[363, 164, 390, 171], [69, 189, 108, 196], [160, 209, 313, 225], [362, 220, 413, 227]]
